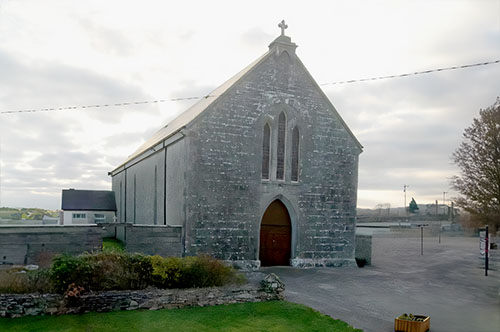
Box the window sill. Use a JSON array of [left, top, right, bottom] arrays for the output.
[[261, 180, 300, 185]]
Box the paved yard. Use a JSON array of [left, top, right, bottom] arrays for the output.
[[263, 235, 500, 332]]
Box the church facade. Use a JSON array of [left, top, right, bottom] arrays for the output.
[[110, 24, 363, 268]]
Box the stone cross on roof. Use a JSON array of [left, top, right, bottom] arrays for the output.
[[278, 20, 288, 36]]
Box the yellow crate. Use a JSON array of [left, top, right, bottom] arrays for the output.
[[394, 315, 430, 332]]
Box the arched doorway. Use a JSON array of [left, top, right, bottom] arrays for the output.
[[259, 200, 291, 266]]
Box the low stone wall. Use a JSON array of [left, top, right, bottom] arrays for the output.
[[0, 225, 103, 268], [290, 258, 357, 268], [0, 274, 284, 318], [355, 235, 372, 266], [101, 223, 182, 257]]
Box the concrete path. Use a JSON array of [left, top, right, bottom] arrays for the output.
[[263, 236, 500, 332]]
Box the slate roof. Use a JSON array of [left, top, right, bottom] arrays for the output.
[[120, 50, 271, 167], [61, 189, 117, 211]]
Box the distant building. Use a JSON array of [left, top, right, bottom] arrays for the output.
[[109, 24, 362, 267], [61, 189, 116, 225], [42, 215, 59, 225]]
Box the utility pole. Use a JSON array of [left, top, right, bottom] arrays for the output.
[[403, 184, 409, 216], [485, 225, 489, 276], [438, 192, 447, 244], [443, 192, 447, 215]]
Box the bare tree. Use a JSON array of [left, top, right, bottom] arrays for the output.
[[451, 97, 500, 230]]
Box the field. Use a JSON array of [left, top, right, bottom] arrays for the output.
[[0, 207, 58, 222], [0, 301, 362, 332]]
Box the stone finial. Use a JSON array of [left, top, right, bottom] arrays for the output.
[[278, 20, 288, 36], [269, 20, 297, 54]]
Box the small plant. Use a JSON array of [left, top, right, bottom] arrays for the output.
[[64, 283, 85, 306], [397, 313, 425, 322]]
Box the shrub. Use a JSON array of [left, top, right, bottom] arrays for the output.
[[0, 268, 53, 294], [50, 254, 93, 293], [126, 253, 153, 289], [27, 269, 54, 293], [0, 269, 29, 293], [45, 252, 242, 294], [50, 252, 153, 293], [184, 254, 236, 288], [151, 255, 184, 288], [82, 251, 128, 291], [151, 254, 243, 289]]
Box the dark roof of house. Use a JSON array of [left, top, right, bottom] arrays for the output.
[[61, 189, 117, 211]]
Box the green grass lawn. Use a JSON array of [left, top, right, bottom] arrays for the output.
[[102, 237, 125, 252], [0, 301, 362, 332]]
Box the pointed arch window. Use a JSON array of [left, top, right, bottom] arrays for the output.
[[262, 123, 271, 179], [276, 112, 286, 180], [291, 126, 300, 181]]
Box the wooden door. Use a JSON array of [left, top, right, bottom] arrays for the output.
[[259, 200, 291, 266]]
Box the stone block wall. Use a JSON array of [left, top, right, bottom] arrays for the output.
[[125, 225, 182, 256], [100, 223, 183, 257], [0, 226, 102, 267]]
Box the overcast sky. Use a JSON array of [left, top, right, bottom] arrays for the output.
[[0, 0, 499, 210]]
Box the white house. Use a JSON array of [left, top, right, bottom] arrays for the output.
[[61, 189, 116, 225]]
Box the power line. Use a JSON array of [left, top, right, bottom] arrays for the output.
[[1, 59, 498, 115], [0, 95, 216, 115], [319, 59, 500, 86]]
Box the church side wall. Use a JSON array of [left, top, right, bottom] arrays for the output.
[[112, 151, 165, 225], [111, 139, 186, 228], [165, 139, 186, 226], [112, 173, 125, 223], [183, 50, 360, 266]]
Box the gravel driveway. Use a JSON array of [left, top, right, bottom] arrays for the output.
[[263, 235, 500, 332]]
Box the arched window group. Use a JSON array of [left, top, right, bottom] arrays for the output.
[[261, 112, 300, 182]]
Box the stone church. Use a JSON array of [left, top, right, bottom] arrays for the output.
[[110, 22, 363, 268]]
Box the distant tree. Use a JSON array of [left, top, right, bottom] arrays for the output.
[[451, 97, 500, 230], [409, 198, 419, 213], [375, 203, 391, 216]]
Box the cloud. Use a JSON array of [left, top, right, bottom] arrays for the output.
[[240, 27, 274, 49], [0, 50, 158, 122], [328, 63, 500, 208], [0, 0, 499, 211], [78, 18, 133, 57]]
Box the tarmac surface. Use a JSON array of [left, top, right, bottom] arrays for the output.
[[263, 235, 500, 332]]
